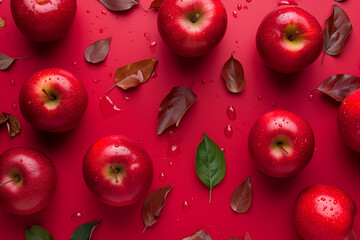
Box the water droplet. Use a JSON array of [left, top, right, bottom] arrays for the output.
[[166, 130, 182, 157], [99, 28, 104, 33], [278, 123, 282, 128], [115, 144, 119, 148], [232, 11, 237, 18], [151, 71, 158, 78], [182, 201, 191, 212], [272, 102, 277, 107], [243, 5, 248, 9], [237, 3, 242, 10], [93, 79, 100, 84], [71, 212, 82, 222], [221, 148, 225, 154], [323, 206, 327, 211], [167, 144, 180, 157], [109, 72, 113, 78], [150, 41, 157, 52], [9, 79, 15, 86], [86, 9, 90, 13], [330, 207, 334, 211], [304, 139, 308, 144], [224, 125, 233, 139], [201, 79, 206, 84], [257, 95, 262, 101], [11, 103, 17, 110], [226, 105, 236, 121], [246, 0, 252, 2], [277, 0, 298, 6], [99, 96, 121, 115], [159, 172, 167, 182], [144, 32, 150, 40], [321, 197, 326, 201], [169, 161, 173, 167], [333, 200, 337, 205], [101, 10, 106, 15], [124, 96, 130, 100], [308, 94, 313, 101], [139, 137, 143, 142], [20, 159, 23, 163], [72, 61, 77, 67]]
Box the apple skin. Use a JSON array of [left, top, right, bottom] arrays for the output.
[[83, 135, 154, 207], [0, 147, 57, 215], [19, 68, 88, 133], [248, 110, 315, 178], [256, 6, 323, 73], [157, 0, 227, 57], [11, 0, 76, 42], [294, 185, 356, 240], [338, 89, 360, 153]]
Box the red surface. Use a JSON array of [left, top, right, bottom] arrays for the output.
[[0, 0, 359, 239]]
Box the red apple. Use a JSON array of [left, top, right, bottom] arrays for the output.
[[157, 0, 227, 57], [19, 68, 88, 133], [83, 135, 154, 206], [338, 88, 360, 153], [0, 147, 57, 215], [256, 6, 323, 73], [11, 0, 76, 42], [294, 185, 356, 240], [248, 110, 314, 178]]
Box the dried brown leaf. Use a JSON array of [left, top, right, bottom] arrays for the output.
[[99, 0, 138, 11], [230, 176, 252, 214], [148, 0, 164, 10], [222, 52, 245, 93], [0, 17, 4, 30], [85, 37, 111, 64], [0, 114, 8, 125], [183, 229, 212, 240], [230, 232, 251, 240], [2, 112, 21, 137]]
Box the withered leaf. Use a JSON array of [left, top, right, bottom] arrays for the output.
[[0, 114, 8, 125], [107, 59, 157, 92], [230, 176, 252, 214], [85, 37, 111, 64], [322, 4, 353, 64], [230, 233, 251, 240], [142, 185, 172, 232], [99, 0, 138, 11], [0, 17, 4, 30], [148, 0, 164, 10], [222, 52, 245, 93], [183, 229, 212, 240], [2, 112, 21, 137], [334, 0, 346, 2], [0, 52, 27, 71], [315, 74, 360, 102], [157, 86, 196, 135]]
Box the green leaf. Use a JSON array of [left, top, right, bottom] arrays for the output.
[[25, 225, 54, 240], [71, 221, 101, 240], [195, 132, 226, 203]]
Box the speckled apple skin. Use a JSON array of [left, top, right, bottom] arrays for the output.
[[338, 89, 360, 153], [256, 6, 323, 73], [294, 185, 356, 240], [11, 0, 76, 42], [0, 148, 57, 215], [19, 68, 88, 133]]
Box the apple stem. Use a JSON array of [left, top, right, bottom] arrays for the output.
[[352, 229, 357, 239], [108, 164, 119, 183], [278, 143, 289, 155], [0, 177, 21, 188], [288, 31, 299, 41], [191, 13, 200, 23], [41, 89, 55, 100]]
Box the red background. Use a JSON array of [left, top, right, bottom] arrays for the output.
[[0, 0, 360, 239]]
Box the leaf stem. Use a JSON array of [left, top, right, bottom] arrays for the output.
[[190, 77, 195, 90], [209, 188, 212, 204], [352, 229, 357, 239], [143, 226, 147, 234], [137, 2, 148, 13], [321, 51, 325, 66], [106, 85, 116, 94]]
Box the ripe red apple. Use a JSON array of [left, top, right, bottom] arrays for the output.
[[19, 68, 88, 133], [157, 0, 227, 57], [256, 6, 323, 73], [83, 135, 154, 206], [248, 110, 314, 178], [338, 88, 360, 153], [0, 147, 57, 215], [11, 0, 76, 42], [294, 185, 356, 240]]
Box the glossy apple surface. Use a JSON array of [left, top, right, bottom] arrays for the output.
[[11, 0, 76, 42], [294, 185, 356, 240], [83, 135, 154, 206], [256, 6, 323, 73], [19, 68, 88, 133], [157, 0, 227, 57], [338, 89, 360, 153], [0, 147, 57, 215], [248, 110, 315, 177]]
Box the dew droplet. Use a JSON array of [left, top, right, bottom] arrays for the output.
[[330, 207, 334, 211], [139, 137, 143, 142], [323, 206, 327, 211], [182, 201, 191, 212], [99, 28, 104, 33], [224, 125, 233, 139], [277, 0, 298, 6], [308, 94, 313, 101], [101, 10, 106, 15], [226, 105, 236, 121], [243, 5, 248, 9], [257, 95, 262, 101], [20, 159, 23, 163], [169, 161, 173, 167], [144, 32, 150, 40], [11, 103, 17, 110], [71, 212, 82, 222], [72, 61, 77, 67], [86, 9, 90, 13], [321, 197, 326, 201], [150, 41, 157, 52], [9, 79, 15, 86], [99, 96, 121, 115], [93, 79, 100, 84], [237, 3, 242, 10], [304, 139, 308, 144], [151, 71, 158, 78], [166, 130, 182, 157], [272, 102, 277, 107], [246, 0, 252, 2], [333, 200, 337, 205], [201, 79, 206, 84], [159, 172, 167, 182], [232, 11, 237, 18], [167, 144, 180, 157]]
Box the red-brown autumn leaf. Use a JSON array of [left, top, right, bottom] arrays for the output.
[[315, 74, 360, 102], [183, 229, 212, 240], [142, 185, 172, 233], [322, 4, 353, 64], [0, 52, 27, 71], [85, 37, 111, 64], [230, 176, 252, 214], [0, 17, 4, 30], [148, 0, 164, 10], [222, 52, 245, 93], [230, 232, 251, 240], [99, 0, 138, 11], [0, 114, 8, 125], [157, 86, 197, 135], [2, 112, 21, 137], [107, 59, 157, 92]]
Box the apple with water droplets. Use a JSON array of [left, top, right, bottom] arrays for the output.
[[19, 68, 88, 133], [294, 184, 356, 240], [248, 110, 314, 178], [0, 147, 57, 215], [256, 6, 323, 73], [11, 0, 76, 42], [83, 135, 154, 206], [157, 0, 227, 57]]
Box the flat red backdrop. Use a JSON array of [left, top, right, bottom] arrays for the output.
[[0, 0, 360, 239]]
